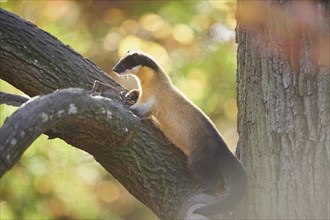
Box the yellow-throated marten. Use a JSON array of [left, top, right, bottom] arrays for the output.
[[113, 51, 247, 217]]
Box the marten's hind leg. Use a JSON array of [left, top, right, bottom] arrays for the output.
[[188, 142, 226, 193]]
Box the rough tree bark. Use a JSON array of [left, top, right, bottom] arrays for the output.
[[236, 1, 329, 219], [0, 9, 218, 220]]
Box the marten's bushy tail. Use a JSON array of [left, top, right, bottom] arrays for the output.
[[189, 137, 248, 216]]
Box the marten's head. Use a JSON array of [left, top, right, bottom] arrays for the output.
[[113, 51, 160, 76]]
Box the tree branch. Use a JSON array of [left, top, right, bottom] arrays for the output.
[[0, 8, 122, 97], [0, 9, 217, 219], [0, 92, 28, 106]]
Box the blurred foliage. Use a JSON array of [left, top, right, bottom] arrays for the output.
[[0, 0, 238, 219]]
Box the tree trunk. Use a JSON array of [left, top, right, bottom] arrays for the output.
[[236, 0, 329, 219]]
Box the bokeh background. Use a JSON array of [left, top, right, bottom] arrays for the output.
[[0, 1, 237, 219]]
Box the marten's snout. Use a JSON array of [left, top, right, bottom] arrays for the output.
[[112, 62, 126, 74]]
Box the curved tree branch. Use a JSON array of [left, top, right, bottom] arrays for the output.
[[0, 9, 219, 219], [0, 88, 204, 219], [0, 92, 28, 106]]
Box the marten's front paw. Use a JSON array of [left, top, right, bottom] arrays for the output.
[[129, 100, 153, 119], [125, 89, 139, 102]]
